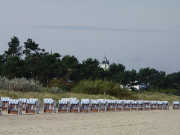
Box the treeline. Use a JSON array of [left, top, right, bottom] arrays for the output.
[[0, 36, 180, 92]]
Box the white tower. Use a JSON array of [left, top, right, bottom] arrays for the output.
[[99, 56, 109, 70]]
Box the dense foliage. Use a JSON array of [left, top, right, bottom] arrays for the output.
[[0, 36, 180, 96]]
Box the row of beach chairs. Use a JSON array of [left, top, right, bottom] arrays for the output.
[[0, 97, 180, 115]]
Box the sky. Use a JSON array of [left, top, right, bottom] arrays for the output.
[[0, 0, 180, 74]]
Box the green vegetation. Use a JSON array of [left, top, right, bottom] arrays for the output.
[[72, 80, 135, 99], [0, 36, 180, 99], [0, 89, 118, 102]]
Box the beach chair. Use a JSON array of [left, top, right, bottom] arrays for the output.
[[107, 100, 116, 112], [98, 99, 108, 112], [150, 101, 157, 110], [26, 98, 40, 114], [1, 97, 10, 111], [162, 101, 169, 110], [116, 100, 123, 111], [58, 99, 70, 113], [131, 101, 138, 111], [70, 98, 80, 113], [123, 100, 131, 111], [137, 100, 144, 111], [43, 98, 56, 113], [91, 100, 100, 112], [157, 101, 163, 110], [144, 101, 150, 111], [0, 100, 2, 116], [18, 98, 27, 111], [173, 101, 180, 110], [8, 99, 22, 115], [81, 99, 91, 113]]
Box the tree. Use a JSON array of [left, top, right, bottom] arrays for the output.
[[39, 53, 61, 85], [60, 55, 79, 82], [4, 36, 22, 59], [80, 58, 103, 80], [2, 56, 24, 79], [23, 39, 44, 56]]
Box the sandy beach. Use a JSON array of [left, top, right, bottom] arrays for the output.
[[0, 109, 180, 135]]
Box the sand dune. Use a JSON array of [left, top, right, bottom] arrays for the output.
[[0, 109, 180, 135]]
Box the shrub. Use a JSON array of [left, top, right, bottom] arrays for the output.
[[0, 77, 42, 92], [48, 79, 73, 91], [72, 80, 134, 99]]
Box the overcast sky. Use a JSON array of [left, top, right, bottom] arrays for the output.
[[0, 0, 180, 74]]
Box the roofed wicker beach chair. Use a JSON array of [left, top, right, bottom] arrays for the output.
[[157, 101, 163, 110], [98, 99, 108, 112], [8, 99, 22, 115], [43, 98, 56, 113], [58, 99, 70, 113], [91, 99, 100, 112], [116, 100, 123, 111], [107, 100, 116, 112], [173, 101, 180, 110], [137, 100, 144, 111], [0, 100, 2, 116], [26, 98, 40, 114], [81, 99, 91, 113], [123, 100, 131, 111], [1, 97, 10, 111], [18, 98, 27, 111], [162, 101, 169, 110], [150, 101, 157, 110], [131, 101, 138, 111], [69, 98, 80, 113], [144, 101, 150, 111]]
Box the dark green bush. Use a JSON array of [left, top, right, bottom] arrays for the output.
[[72, 80, 134, 99]]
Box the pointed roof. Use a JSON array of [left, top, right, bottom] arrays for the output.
[[101, 55, 109, 64]]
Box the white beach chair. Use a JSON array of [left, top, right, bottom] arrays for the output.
[[116, 100, 123, 111], [107, 100, 116, 112], [43, 98, 56, 113], [1, 97, 10, 111], [91, 100, 100, 112], [8, 99, 22, 115], [173, 101, 180, 110], [26, 98, 40, 114], [81, 99, 91, 113], [58, 99, 70, 113]]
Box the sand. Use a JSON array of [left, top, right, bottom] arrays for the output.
[[0, 109, 180, 135]]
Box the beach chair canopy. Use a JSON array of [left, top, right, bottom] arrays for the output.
[[97, 99, 107, 104], [26, 99, 37, 104], [107, 100, 116, 104], [70, 99, 79, 104], [150, 101, 157, 104], [124, 100, 131, 104], [9, 99, 19, 105], [162, 101, 169, 104], [157, 101, 163, 104], [59, 100, 68, 104], [116, 100, 123, 104], [18, 98, 27, 103], [81, 99, 90, 104], [91, 100, 100, 105], [43, 98, 54, 104], [131, 101, 138, 104], [144, 101, 150, 104], [1, 97, 10, 102], [173, 101, 179, 105], [137, 100, 144, 104]]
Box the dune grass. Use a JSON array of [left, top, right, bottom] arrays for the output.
[[0, 89, 118, 102], [133, 91, 180, 104], [1, 89, 180, 104]]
